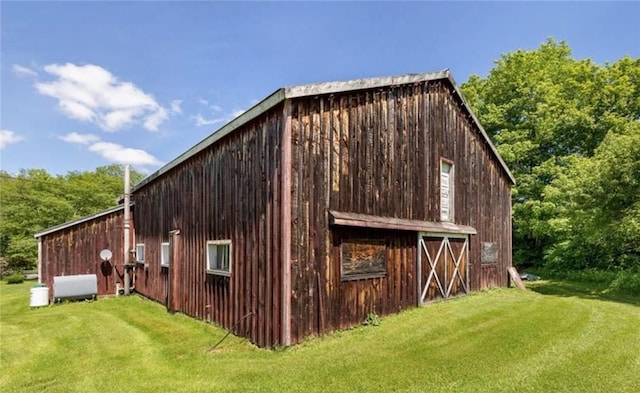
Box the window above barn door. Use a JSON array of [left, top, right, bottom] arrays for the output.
[[440, 160, 454, 222]]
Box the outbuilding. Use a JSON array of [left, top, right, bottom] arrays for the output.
[[35, 205, 133, 297], [38, 70, 515, 348]]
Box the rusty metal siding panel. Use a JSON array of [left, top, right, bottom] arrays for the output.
[[133, 105, 284, 348], [40, 209, 131, 299], [288, 80, 512, 344]]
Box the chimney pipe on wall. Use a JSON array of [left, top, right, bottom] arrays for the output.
[[123, 164, 131, 295]]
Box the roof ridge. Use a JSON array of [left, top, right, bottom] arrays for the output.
[[133, 70, 514, 192], [283, 70, 450, 98]]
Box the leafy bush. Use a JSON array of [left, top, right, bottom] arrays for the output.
[[0, 257, 10, 278], [543, 268, 617, 285], [541, 268, 640, 296], [5, 273, 25, 285], [363, 312, 382, 327], [609, 270, 640, 296]]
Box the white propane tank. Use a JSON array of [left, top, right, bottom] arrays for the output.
[[30, 286, 49, 308]]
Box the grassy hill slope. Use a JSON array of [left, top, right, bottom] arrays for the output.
[[1, 281, 638, 392]]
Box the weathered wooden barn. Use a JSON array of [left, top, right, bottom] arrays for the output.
[[36, 71, 514, 349], [131, 70, 515, 348], [35, 205, 133, 297]]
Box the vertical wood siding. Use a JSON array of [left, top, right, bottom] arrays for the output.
[[133, 105, 284, 348], [39, 78, 511, 349], [329, 228, 416, 331], [289, 80, 512, 343], [40, 209, 131, 299]]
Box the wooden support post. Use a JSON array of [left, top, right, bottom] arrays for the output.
[[281, 99, 292, 346]]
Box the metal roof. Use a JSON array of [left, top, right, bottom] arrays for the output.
[[34, 205, 124, 238], [134, 70, 515, 191]]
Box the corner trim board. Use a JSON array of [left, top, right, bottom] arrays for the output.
[[280, 99, 292, 346]]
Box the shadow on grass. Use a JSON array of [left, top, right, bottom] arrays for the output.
[[527, 280, 640, 307]]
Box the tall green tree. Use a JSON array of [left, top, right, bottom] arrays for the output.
[[544, 122, 640, 270], [0, 165, 145, 270], [462, 38, 640, 268]]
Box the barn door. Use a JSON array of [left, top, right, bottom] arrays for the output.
[[418, 233, 469, 304]]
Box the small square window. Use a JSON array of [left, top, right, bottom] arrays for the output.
[[341, 238, 387, 281], [207, 240, 231, 276], [161, 242, 170, 267], [481, 242, 499, 265], [136, 244, 145, 263]]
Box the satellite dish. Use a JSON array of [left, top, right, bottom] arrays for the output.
[[100, 249, 113, 261]]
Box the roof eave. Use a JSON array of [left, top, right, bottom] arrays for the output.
[[133, 88, 286, 191], [34, 205, 125, 238], [445, 74, 516, 185], [133, 70, 515, 192]]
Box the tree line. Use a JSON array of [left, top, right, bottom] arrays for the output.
[[1, 39, 638, 275], [0, 165, 144, 273], [462, 38, 639, 272]]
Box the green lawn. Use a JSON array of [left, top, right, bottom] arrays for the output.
[[1, 280, 639, 392]]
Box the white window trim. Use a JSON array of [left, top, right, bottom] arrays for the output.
[[440, 159, 454, 222], [136, 243, 145, 263], [206, 240, 232, 277], [161, 242, 170, 267]]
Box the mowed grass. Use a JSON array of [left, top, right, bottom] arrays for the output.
[[1, 281, 639, 393]]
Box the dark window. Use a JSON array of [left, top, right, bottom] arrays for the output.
[[341, 239, 387, 281], [481, 242, 498, 265]]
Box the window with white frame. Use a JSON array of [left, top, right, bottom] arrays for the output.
[[136, 244, 145, 263], [440, 160, 454, 222], [206, 240, 231, 276], [161, 242, 170, 267]]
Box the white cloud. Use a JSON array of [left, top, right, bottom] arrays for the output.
[[35, 63, 169, 132], [59, 100, 94, 121], [103, 108, 139, 130], [12, 64, 38, 78], [59, 132, 100, 145], [0, 129, 24, 149], [191, 114, 223, 127], [88, 141, 163, 167], [197, 97, 224, 113], [58, 132, 162, 168], [230, 109, 245, 119], [170, 99, 182, 114], [190, 99, 252, 128], [143, 107, 168, 131]]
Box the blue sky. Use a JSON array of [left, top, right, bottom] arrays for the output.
[[1, 1, 638, 175]]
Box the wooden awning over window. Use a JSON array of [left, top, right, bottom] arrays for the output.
[[328, 210, 477, 235]]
